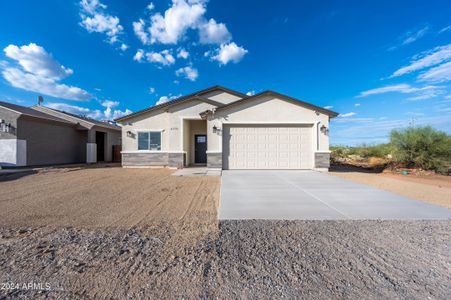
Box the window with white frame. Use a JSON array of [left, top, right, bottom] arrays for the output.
[[138, 131, 161, 150]]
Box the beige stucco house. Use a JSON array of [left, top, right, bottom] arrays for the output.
[[115, 86, 338, 170]]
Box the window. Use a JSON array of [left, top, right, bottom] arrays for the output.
[[196, 135, 206, 143], [138, 131, 161, 150]]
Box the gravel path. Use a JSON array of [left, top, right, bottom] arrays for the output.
[[1, 220, 449, 299]]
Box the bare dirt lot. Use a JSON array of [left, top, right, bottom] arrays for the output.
[[1, 221, 449, 299], [0, 166, 220, 228], [1, 167, 450, 299], [330, 170, 451, 209]]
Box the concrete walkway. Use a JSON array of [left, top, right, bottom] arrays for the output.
[[220, 170, 451, 220], [172, 167, 221, 176]]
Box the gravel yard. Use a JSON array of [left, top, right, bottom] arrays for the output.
[[0, 167, 449, 298], [1, 221, 449, 299]]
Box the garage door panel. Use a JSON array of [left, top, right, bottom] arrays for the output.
[[223, 124, 313, 170]]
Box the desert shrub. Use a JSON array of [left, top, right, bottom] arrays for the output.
[[331, 144, 394, 160], [354, 143, 394, 158], [390, 126, 451, 174], [330, 146, 351, 162]]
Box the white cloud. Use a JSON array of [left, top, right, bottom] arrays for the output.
[[148, 0, 206, 44], [333, 117, 374, 124], [2, 68, 91, 101], [177, 48, 189, 59], [133, 49, 145, 62], [339, 112, 356, 118], [2, 43, 91, 101], [406, 87, 445, 101], [146, 49, 175, 65], [133, 19, 150, 45], [357, 84, 442, 97], [131, 0, 247, 66], [175, 66, 198, 81], [147, 2, 155, 11], [135, 0, 241, 48], [4, 43, 73, 80], [388, 25, 429, 51], [354, 103, 361, 107], [417, 61, 451, 83], [79, 0, 123, 44], [120, 43, 128, 51], [199, 18, 231, 44], [156, 94, 181, 105], [401, 25, 429, 46], [324, 105, 333, 109], [332, 115, 451, 145], [405, 112, 425, 116], [246, 90, 255, 96], [439, 25, 451, 34], [46, 102, 91, 114], [101, 99, 132, 119], [211, 42, 248, 65], [46, 101, 131, 121], [149, 87, 155, 94], [80, 0, 106, 15], [390, 44, 451, 77]]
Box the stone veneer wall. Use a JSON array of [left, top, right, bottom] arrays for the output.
[[122, 152, 184, 168], [314, 152, 330, 169], [207, 152, 222, 168]]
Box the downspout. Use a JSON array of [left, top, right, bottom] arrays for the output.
[[316, 121, 320, 151]]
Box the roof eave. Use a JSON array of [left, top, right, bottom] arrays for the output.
[[115, 85, 246, 122], [215, 90, 339, 117]]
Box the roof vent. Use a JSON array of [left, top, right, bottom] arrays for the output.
[[38, 95, 44, 106]]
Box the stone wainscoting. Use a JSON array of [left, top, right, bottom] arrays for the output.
[[314, 152, 330, 169], [122, 152, 184, 168], [207, 152, 222, 168]]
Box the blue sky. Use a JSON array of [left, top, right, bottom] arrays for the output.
[[0, 0, 450, 145]]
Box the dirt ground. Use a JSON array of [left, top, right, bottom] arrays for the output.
[[0, 166, 220, 228], [330, 170, 451, 209], [1, 166, 450, 298], [1, 221, 449, 299]]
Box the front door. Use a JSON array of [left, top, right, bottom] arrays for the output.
[[96, 131, 105, 162], [194, 134, 207, 164]]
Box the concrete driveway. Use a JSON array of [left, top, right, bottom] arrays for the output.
[[219, 170, 451, 220]]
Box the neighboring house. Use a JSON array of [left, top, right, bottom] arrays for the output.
[[116, 86, 338, 171], [0, 101, 121, 167]]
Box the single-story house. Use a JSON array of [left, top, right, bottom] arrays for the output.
[[0, 101, 121, 167], [116, 86, 338, 171]]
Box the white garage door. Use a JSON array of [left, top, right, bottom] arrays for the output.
[[223, 124, 313, 169]]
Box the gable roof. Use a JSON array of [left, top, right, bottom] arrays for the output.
[[115, 85, 246, 122], [214, 90, 339, 117], [0, 101, 72, 124], [32, 105, 121, 131]]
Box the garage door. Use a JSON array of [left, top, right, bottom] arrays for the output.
[[223, 124, 313, 169]]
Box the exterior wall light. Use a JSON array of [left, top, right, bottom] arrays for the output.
[[212, 125, 218, 133], [320, 125, 328, 134], [126, 131, 135, 138]]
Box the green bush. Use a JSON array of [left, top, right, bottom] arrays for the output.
[[390, 126, 451, 174], [354, 143, 394, 158], [331, 144, 394, 162]]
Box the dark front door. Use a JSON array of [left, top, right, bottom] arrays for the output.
[[96, 131, 105, 162], [194, 134, 207, 164]]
